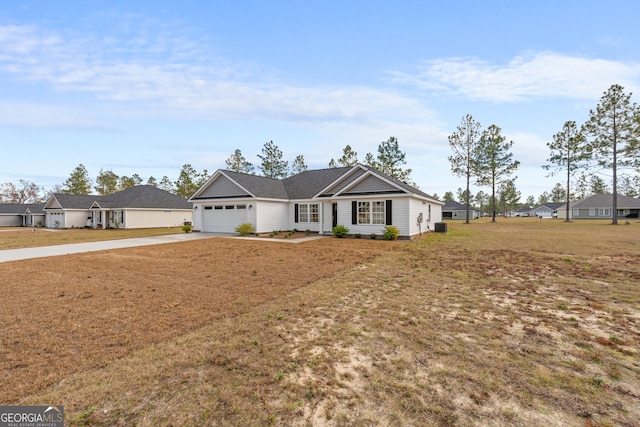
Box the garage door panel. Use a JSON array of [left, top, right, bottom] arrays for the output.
[[203, 205, 247, 232]]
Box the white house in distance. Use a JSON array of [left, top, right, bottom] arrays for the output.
[[43, 185, 192, 229], [189, 164, 443, 238], [533, 202, 564, 218]]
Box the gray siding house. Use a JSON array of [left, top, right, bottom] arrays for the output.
[[556, 194, 640, 220], [189, 164, 443, 238], [442, 200, 480, 220]]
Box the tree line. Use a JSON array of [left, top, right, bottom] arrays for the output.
[[447, 84, 640, 225], [0, 137, 413, 203]]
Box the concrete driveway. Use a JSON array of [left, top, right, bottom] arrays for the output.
[[0, 232, 225, 263], [0, 232, 329, 263]]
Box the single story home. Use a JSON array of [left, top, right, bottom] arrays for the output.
[[189, 164, 443, 238], [43, 185, 192, 229], [556, 193, 640, 220], [533, 202, 564, 218], [0, 203, 46, 227], [514, 206, 534, 217], [442, 200, 480, 220]]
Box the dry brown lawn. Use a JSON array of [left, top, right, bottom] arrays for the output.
[[2, 219, 639, 426]]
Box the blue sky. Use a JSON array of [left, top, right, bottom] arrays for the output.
[[2, 1, 640, 199]]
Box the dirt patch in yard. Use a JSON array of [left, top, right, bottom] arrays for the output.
[[0, 237, 396, 404]]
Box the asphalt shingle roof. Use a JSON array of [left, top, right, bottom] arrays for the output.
[[573, 193, 640, 209], [0, 203, 45, 214], [282, 167, 352, 199], [221, 171, 290, 199], [443, 200, 469, 210], [49, 186, 191, 210], [196, 164, 441, 203]]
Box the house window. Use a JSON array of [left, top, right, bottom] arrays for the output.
[[225, 205, 235, 210], [599, 208, 610, 216], [113, 211, 123, 224], [358, 201, 385, 225], [204, 206, 213, 210], [573, 209, 580, 217], [237, 205, 247, 209], [214, 206, 223, 210], [298, 203, 319, 223], [589, 208, 596, 216]]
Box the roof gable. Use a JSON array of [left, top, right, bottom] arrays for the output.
[[45, 194, 97, 209], [196, 173, 251, 199], [283, 167, 352, 199], [337, 173, 405, 196]]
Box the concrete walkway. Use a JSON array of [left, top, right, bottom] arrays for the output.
[[0, 233, 223, 263], [0, 232, 329, 263]]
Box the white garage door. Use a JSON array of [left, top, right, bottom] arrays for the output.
[[202, 204, 248, 232]]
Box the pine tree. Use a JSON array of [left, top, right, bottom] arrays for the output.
[[543, 121, 588, 221], [498, 179, 520, 216], [549, 183, 567, 203], [63, 164, 93, 195], [159, 176, 174, 193], [119, 176, 136, 190], [448, 114, 482, 223], [95, 169, 119, 195], [475, 125, 520, 222], [175, 164, 201, 198], [583, 84, 640, 224], [225, 149, 255, 174], [258, 141, 288, 179], [329, 145, 358, 168], [365, 137, 412, 182], [291, 155, 308, 175]]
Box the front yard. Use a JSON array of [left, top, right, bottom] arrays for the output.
[[1, 219, 639, 426]]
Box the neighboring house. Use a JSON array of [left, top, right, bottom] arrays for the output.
[[0, 203, 46, 227], [43, 185, 192, 229], [442, 200, 480, 220], [189, 164, 443, 238], [514, 206, 534, 217], [533, 202, 564, 218], [556, 193, 640, 220]]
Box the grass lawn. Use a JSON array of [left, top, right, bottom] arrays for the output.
[[2, 218, 639, 426]]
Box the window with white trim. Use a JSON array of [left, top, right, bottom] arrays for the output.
[[298, 203, 319, 223], [573, 209, 580, 216], [358, 201, 385, 225], [599, 208, 611, 216], [111, 210, 123, 224]]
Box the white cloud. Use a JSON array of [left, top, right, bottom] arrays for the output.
[[0, 23, 438, 126], [390, 51, 640, 102]]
